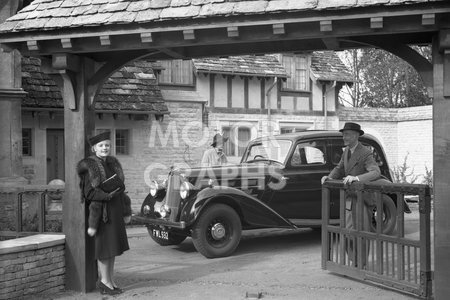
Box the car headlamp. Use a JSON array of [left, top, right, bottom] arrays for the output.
[[149, 180, 166, 197], [180, 181, 193, 200]]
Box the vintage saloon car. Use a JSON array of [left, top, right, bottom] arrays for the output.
[[135, 131, 399, 258]]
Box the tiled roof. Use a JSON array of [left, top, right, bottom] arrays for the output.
[[193, 55, 288, 78], [0, 0, 444, 33], [310, 51, 354, 83], [22, 57, 169, 114]]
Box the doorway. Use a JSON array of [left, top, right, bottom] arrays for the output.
[[46, 129, 65, 183]]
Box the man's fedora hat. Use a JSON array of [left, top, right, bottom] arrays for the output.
[[211, 133, 229, 147], [88, 131, 111, 146], [339, 122, 364, 136]]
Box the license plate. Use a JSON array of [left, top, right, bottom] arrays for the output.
[[152, 229, 169, 240]]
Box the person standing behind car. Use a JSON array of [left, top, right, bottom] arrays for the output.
[[321, 122, 380, 265], [76, 131, 131, 295], [201, 133, 229, 167]]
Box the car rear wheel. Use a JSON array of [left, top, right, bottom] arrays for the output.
[[368, 195, 396, 235], [192, 204, 242, 258], [147, 226, 187, 246]]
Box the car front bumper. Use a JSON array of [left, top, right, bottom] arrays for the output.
[[132, 215, 187, 229]]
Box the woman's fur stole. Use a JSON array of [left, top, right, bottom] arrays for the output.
[[76, 155, 131, 228]]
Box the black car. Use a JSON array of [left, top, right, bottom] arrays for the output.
[[134, 131, 399, 258]]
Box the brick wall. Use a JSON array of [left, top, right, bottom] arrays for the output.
[[338, 105, 432, 183], [119, 101, 206, 211], [0, 234, 65, 300]]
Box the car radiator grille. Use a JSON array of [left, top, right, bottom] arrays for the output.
[[165, 172, 182, 222]]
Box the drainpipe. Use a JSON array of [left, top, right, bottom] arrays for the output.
[[266, 77, 278, 135], [321, 80, 336, 130]]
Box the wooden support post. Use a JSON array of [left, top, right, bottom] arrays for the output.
[[61, 57, 96, 292], [432, 31, 450, 299]]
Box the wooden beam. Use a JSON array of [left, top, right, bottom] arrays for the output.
[[273, 23, 285, 35], [158, 47, 185, 59], [63, 56, 96, 292], [227, 26, 239, 38], [183, 29, 195, 40], [26, 40, 39, 51], [52, 53, 80, 72], [444, 49, 450, 97], [422, 13, 435, 26], [370, 17, 383, 29], [322, 38, 340, 50], [320, 20, 332, 32], [140, 32, 153, 43], [99, 35, 111, 46], [61, 38, 72, 49], [432, 35, 450, 299]]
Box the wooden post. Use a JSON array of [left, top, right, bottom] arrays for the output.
[[60, 56, 96, 292], [432, 31, 450, 299], [0, 0, 27, 186]]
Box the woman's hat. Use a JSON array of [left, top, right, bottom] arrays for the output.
[[339, 122, 364, 136], [211, 133, 229, 147], [88, 131, 111, 146]]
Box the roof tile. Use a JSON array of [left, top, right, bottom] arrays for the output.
[[316, 0, 357, 10], [0, 0, 447, 33], [98, 2, 129, 13], [149, 0, 172, 9], [234, 1, 268, 14], [160, 6, 201, 19], [44, 17, 76, 29], [310, 51, 354, 83], [134, 9, 162, 23], [192, 0, 225, 5], [266, 0, 318, 12], [60, 0, 91, 8], [21, 57, 168, 113], [108, 11, 136, 24], [171, 0, 193, 7], [193, 55, 288, 77], [199, 2, 235, 16], [127, 1, 153, 12], [72, 5, 99, 16]]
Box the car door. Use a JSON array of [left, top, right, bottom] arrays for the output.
[[268, 139, 329, 219]]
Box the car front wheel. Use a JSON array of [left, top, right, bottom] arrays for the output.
[[192, 204, 242, 258]]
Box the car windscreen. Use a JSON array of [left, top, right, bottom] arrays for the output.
[[242, 139, 292, 164]]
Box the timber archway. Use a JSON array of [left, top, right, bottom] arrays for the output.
[[0, 0, 449, 297]]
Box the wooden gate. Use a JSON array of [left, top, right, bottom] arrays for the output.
[[321, 180, 432, 299]]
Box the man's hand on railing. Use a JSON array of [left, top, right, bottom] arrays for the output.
[[343, 175, 359, 185], [321, 176, 330, 185]]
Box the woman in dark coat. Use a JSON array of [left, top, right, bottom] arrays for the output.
[[76, 131, 131, 295]]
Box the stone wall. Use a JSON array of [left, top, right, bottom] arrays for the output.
[[338, 105, 433, 183], [0, 234, 65, 300]]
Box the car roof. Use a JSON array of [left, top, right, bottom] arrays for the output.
[[250, 130, 380, 144]]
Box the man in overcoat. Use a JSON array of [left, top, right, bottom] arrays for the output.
[[321, 122, 381, 266]]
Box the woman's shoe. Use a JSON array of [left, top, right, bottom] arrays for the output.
[[113, 286, 123, 293], [97, 281, 120, 295]]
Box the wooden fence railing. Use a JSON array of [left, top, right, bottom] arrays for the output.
[[322, 180, 432, 299], [0, 185, 64, 238]]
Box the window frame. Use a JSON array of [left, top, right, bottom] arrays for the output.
[[288, 140, 327, 168], [281, 54, 310, 92], [157, 59, 195, 87], [22, 128, 33, 157], [222, 126, 253, 158], [95, 128, 131, 156]]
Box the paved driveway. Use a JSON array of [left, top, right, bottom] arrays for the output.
[[45, 205, 424, 300]]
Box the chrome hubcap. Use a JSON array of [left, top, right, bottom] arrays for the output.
[[211, 223, 226, 240]]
